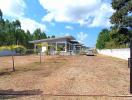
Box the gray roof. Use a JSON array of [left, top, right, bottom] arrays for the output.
[[29, 36, 75, 44], [69, 40, 79, 44]]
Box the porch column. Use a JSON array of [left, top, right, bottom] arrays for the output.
[[34, 44, 36, 52], [73, 45, 75, 51], [80, 46, 81, 53], [68, 43, 71, 52], [65, 42, 67, 52], [69, 43, 72, 55], [56, 42, 58, 51]]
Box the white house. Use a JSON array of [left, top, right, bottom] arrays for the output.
[[29, 36, 85, 55]]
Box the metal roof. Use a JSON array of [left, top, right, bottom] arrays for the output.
[[69, 40, 79, 44], [29, 36, 75, 44]]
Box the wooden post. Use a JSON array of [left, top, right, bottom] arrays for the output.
[[130, 39, 132, 93], [40, 51, 41, 64], [11, 52, 15, 71]]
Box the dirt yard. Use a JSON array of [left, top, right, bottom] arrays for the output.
[[0, 54, 130, 100]]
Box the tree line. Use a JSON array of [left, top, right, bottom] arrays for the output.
[[0, 10, 55, 49], [96, 27, 131, 49], [96, 0, 132, 49]]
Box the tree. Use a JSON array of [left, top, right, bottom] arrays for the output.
[[0, 9, 49, 49], [110, 0, 132, 39], [13, 20, 21, 29], [41, 32, 47, 39], [96, 29, 110, 49], [96, 0, 131, 49], [0, 45, 26, 71], [110, 0, 132, 28], [110, 0, 131, 48], [110, 26, 129, 46], [111, 0, 132, 94], [51, 35, 55, 38], [0, 9, 3, 20], [47, 36, 50, 38], [33, 28, 47, 40], [25, 30, 33, 48]]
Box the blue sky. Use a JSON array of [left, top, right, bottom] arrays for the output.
[[0, 0, 114, 47]]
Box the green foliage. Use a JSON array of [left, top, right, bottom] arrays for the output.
[[36, 43, 43, 48], [97, 0, 131, 50], [45, 50, 49, 55], [0, 9, 2, 20], [56, 47, 61, 55], [96, 29, 110, 49], [105, 41, 117, 49], [57, 45, 64, 51], [47, 36, 50, 38], [96, 27, 130, 49], [33, 28, 47, 40], [0, 19, 33, 48], [111, 0, 132, 28], [14, 46, 26, 55], [0, 45, 25, 50], [0, 45, 26, 55], [110, 27, 129, 45], [51, 35, 55, 38], [0, 10, 48, 49]]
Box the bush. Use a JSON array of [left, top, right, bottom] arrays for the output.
[[56, 47, 61, 55], [45, 50, 49, 55], [15, 46, 26, 55], [25, 49, 34, 55]]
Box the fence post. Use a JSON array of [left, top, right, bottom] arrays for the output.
[[130, 39, 132, 93]]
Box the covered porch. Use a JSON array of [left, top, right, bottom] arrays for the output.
[[29, 36, 84, 55]]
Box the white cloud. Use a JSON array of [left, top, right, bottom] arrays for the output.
[[0, 0, 46, 33], [19, 17, 46, 33], [64, 33, 70, 36], [0, 0, 26, 17], [88, 3, 113, 27], [65, 26, 73, 30], [39, 0, 114, 27], [77, 32, 88, 43]]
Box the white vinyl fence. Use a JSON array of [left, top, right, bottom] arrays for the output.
[[97, 48, 130, 60], [0, 50, 16, 56]]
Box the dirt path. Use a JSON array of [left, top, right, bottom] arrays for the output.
[[0, 55, 130, 99]]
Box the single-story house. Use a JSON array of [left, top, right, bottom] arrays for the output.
[[29, 36, 85, 55]]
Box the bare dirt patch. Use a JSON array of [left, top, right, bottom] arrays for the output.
[[0, 55, 130, 100]]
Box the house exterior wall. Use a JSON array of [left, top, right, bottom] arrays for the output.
[[42, 46, 47, 52], [33, 38, 82, 55], [40, 40, 68, 53]]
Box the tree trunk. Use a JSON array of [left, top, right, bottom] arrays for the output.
[[40, 51, 41, 64], [11, 51, 15, 71]]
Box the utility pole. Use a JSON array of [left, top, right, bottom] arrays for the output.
[[130, 39, 132, 93], [118, 27, 132, 93]]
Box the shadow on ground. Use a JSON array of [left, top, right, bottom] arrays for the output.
[[0, 89, 43, 99]]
